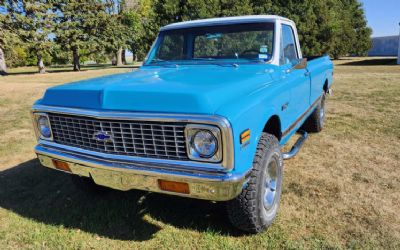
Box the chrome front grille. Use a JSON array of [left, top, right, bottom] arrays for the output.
[[48, 113, 188, 160]]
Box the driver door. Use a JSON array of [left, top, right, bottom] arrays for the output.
[[279, 24, 310, 132]]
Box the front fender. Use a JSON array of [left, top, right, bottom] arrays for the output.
[[216, 82, 284, 176]]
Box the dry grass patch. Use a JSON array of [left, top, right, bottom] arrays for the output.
[[0, 58, 399, 249]]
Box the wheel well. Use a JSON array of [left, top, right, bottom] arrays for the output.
[[323, 80, 329, 93], [263, 115, 282, 141]]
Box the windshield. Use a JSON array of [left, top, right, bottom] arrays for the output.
[[145, 22, 274, 65]]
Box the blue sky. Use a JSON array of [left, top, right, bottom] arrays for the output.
[[360, 0, 400, 37]]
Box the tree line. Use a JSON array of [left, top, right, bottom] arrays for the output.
[[0, 0, 371, 75]]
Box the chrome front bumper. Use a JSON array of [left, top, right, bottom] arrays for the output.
[[35, 144, 248, 201]]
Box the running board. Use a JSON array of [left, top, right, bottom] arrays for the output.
[[282, 131, 308, 160]]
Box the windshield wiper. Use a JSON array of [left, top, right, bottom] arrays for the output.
[[210, 62, 239, 68], [192, 58, 240, 67], [192, 57, 216, 61]]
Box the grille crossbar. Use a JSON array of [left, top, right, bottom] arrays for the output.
[[48, 113, 188, 160]]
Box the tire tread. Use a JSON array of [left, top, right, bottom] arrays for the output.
[[226, 133, 280, 233], [301, 93, 326, 133]]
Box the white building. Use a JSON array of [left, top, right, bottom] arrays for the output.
[[398, 23, 400, 65], [367, 34, 400, 65], [368, 35, 398, 56]]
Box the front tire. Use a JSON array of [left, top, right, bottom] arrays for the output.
[[226, 133, 283, 233]]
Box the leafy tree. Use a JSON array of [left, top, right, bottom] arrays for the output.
[[125, 0, 157, 61], [154, 0, 252, 24], [325, 0, 371, 58], [0, 20, 28, 70], [3, 0, 54, 73], [218, 0, 253, 16], [1, 0, 373, 71], [53, 0, 110, 71], [49, 44, 72, 65], [102, 0, 129, 66], [249, 0, 371, 58], [101, 13, 127, 65], [348, 0, 372, 56], [1, 9, 29, 72], [0, 11, 9, 75]]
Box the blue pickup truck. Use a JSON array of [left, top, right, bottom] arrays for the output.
[[32, 15, 333, 232]]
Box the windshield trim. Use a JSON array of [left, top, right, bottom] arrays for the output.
[[144, 22, 275, 66]]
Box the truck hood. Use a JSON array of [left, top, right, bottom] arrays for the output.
[[39, 65, 276, 114]]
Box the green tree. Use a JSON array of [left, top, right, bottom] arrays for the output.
[[53, 0, 110, 71], [125, 0, 158, 61], [249, 0, 371, 58], [218, 0, 253, 16], [101, 13, 127, 66], [348, 0, 372, 56], [2, 0, 372, 72], [102, 0, 129, 66], [154, 0, 252, 24], [2, 0, 54, 73], [0, 12, 9, 75], [326, 0, 371, 58]]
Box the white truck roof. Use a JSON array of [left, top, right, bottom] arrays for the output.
[[160, 15, 294, 31]]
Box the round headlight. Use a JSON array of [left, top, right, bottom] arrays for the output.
[[192, 130, 217, 157], [37, 116, 51, 138]]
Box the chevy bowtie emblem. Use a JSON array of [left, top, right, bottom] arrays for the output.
[[93, 131, 113, 142]]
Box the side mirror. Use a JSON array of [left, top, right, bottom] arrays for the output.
[[293, 58, 307, 69], [285, 58, 308, 74]]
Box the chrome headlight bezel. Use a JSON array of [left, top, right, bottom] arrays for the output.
[[185, 124, 222, 163], [32, 112, 53, 141]]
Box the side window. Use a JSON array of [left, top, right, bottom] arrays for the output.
[[280, 25, 298, 65]]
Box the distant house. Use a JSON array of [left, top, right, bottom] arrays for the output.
[[368, 35, 399, 56]]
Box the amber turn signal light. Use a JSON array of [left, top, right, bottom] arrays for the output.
[[52, 159, 71, 172], [240, 129, 251, 144], [158, 180, 190, 194]]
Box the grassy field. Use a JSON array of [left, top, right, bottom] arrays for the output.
[[0, 58, 399, 249]]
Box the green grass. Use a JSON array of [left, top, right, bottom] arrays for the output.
[[0, 57, 399, 249]]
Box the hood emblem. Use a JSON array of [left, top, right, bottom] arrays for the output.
[[93, 131, 113, 142]]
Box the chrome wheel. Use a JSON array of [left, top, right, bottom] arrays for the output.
[[319, 98, 325, 126], [263, 160, 278, 210], [319, 107, 325, 124], [227, 133, 283, 233]]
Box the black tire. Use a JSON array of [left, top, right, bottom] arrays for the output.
[[70, 175, 109, 194], [226, 133, 283, 233], [301, 92, 326, 133]]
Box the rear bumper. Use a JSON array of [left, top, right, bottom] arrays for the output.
[[35, 144, 247, 201]]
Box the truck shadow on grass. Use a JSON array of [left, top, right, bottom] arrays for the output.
[[0, 159, 241, 241], [341, 58, 398, 66]]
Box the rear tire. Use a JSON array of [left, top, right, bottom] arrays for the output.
[[301, 92, 326, 133], [226, 133, 283, 233]]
